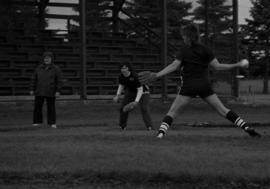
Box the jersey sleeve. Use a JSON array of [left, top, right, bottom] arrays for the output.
[[175, 46, 186, 61], [133, 73, 142, 88], [118, 75, 124, 85]]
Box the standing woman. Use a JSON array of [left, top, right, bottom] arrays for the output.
[[30, 51, 62, 128], [139, 24, 261, 138], [113, 62, 153, 130]]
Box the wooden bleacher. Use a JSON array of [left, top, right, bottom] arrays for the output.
[[0, 29, 179, 97]]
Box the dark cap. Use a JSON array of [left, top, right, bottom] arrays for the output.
[[43, 51, 54, 58]]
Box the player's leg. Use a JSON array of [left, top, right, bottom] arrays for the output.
[[46, 97, 56, 128], [157, 95, 192, 138], [202, 94, 229, 116], [119, 90, 136, 129], [203, 94, 261, 137], [139, 93, 153, 130], [33, 96, 45, 126]]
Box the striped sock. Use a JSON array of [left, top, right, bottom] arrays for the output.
[[226, 110, 248, 130], [159, 115, 173, 134]]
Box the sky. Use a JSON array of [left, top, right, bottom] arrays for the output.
[[238, 0, 253, 24], [47, 0, 253, 30], [47, 0, 78, 30]]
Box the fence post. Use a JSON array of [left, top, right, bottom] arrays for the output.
[[232, 0, 239, 98], [79, 0, 87, 100], [161, 0, 168, 101]]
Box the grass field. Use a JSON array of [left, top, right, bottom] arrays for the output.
[[0, 100, 270, 188]]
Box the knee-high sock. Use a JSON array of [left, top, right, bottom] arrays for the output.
[[159, 115, 173, 134], [226, 110, 248, 130]]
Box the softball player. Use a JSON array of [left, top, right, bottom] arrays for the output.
[[139, 24, 261, 138], [113, 62, 153, 130]]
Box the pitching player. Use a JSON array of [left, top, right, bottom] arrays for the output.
[[139, 24, 261, 138], [113, 62, 153, 130]]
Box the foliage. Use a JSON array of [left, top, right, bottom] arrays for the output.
[[71, 0, 112, 31], [0, 0, 42, 31], [84, 0, 112, 31], [193, 0, 233, 36], [241, 0, 270, 77], [71, 0, 193, 37], [122, 0, 192, 39], [193, 0, 236, 67]]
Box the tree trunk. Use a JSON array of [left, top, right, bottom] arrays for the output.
[[112, 0, 125, 32], [38, 0, 49, 30]]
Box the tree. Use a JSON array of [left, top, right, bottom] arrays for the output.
[[0, 0, 45, 31], [242, 0, 270, 93], [193, 0, 232, 46], [38, 0, 49, 30], [71, 0, 192, 39], [167, 0, 193, 39], [71, 0, 112, 32], [123, 0, 192, 35]]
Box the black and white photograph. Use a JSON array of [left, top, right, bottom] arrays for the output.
[[0, 0, 269, 188]]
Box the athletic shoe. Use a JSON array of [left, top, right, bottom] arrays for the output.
[[51, 124, 57, 129], [120, 126, 126, 130], [156, 131, 165, 139], [33, 123, 41, 127], [147, 127, 153, 131], [244, 127, 261, 137]]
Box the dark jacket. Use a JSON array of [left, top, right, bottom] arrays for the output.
[[30, 64, 62, 97]]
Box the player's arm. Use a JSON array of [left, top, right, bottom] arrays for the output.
[[55, 66, 63, 97], [210, 58, 249, 71], [134, 86, 143, 103], [156, 59, 182, 78], [123, 86, 143, 112], [29, 68, 37, 95], [113, 84, 124, 102], [116, 84, 124, 96], [139, 59, 181, 84]]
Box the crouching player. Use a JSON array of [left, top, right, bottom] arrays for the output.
[[113, 62, 153, 130], [139, 24, 261, 138]]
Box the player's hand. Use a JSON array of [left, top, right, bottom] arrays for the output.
[[29, 90, 34, 96], [113, 95, 120, 103], [55, 92, 60, 98], [138, 71, 157, 84], [238, 59, 249, 68], [132, 101, 138, 106], [123, 101, 138, 112]]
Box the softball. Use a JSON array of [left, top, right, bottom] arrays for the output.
[[240, 59, 249, 68], [235, 75, 245, 79]]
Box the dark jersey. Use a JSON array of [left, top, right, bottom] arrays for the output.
[[119, 72, 149, 93], [31, 64, 62, 97], [176, 43, 215, 82]]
